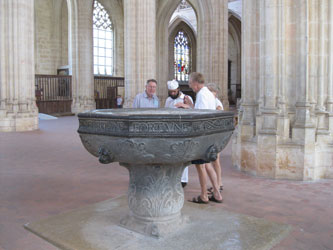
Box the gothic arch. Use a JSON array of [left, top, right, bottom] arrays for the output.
[[168, 19, 197, 82], [169, 15, 197, 36], [228, 13, 241, 105], [156, 0, 228, 107]]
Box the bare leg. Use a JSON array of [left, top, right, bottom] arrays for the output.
[[205, 163, 223, 201], [195, 164, 209, 202], [211, 154, 223, 187]]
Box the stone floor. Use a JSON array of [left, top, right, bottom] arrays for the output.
[[1, 116, 333, 250], [24, 196, 291, 250]]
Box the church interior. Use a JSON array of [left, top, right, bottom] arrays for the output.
[[1, 0, 333, 249]]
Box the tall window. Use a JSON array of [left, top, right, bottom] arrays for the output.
[[93, 0, 113, 75], [174, 30, 190, 81]]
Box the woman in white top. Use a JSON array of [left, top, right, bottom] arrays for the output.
[[206, 83, 224, 193]]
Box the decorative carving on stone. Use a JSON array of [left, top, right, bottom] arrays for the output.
[[205, 145, 218, 162], [77, 109, 234, 138], [98, 147, 114, 164], [169, 140, 199, 159], [119, 139, 155, 161], [78, 119, 128, 135], [77, 109, 234, 237], [126, 165, 184, 218]]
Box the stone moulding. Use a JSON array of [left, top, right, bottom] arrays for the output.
[[77, 108, 234, 138]]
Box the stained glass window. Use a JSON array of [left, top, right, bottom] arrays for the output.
[[174, 30, 190, 81], [93, 0, 113, 75]]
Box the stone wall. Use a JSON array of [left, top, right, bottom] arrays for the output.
[[35, 0, 68, 75], [228, 14, 241, 105], [232, 0, 333, 180]]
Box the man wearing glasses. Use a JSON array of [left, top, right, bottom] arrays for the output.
[[132, 79, 160, 108]]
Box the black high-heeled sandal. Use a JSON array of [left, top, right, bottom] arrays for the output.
[[207, 186, 223, 194]]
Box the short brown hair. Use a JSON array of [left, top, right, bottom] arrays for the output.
[[189, 72, 205, 84]]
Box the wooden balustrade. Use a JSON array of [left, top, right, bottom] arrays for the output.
[[35, 75, 72, 115], [94, 76, 124, 109], [35, 75, 125, 114]]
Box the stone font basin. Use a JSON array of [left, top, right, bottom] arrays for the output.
[[78, 108, 234, 237]]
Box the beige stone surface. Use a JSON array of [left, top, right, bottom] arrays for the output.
[[25, 195, 291, 250], [233, 0, 333, 180], [123, 0, 157, 107], [35, 0, 68, 75], [0, 0, 39, 132]]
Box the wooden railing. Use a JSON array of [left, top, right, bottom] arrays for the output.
[[94, 76, 124, 109], [35, 75, 72, 101], [35, 75, 125, 114], [35, 75, 72, 115]]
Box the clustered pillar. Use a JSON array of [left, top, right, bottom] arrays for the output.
[[123, 0, 157, 107], [0, 0, 38, 131], [71, 0, 96, 114], [233, 0, 333, 180]]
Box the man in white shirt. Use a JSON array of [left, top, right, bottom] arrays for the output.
[[176, 72, 223, 204], [165, 80, 193, 188], [132, 79, 160, 108]]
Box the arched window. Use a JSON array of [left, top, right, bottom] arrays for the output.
[[174, 30, 190, 82], [93, 0, 113, 75]]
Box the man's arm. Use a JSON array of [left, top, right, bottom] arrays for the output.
[[174, 102, 192, 109], [175, 95, 194, 109]]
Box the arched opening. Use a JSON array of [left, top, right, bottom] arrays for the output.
[[228, 13, 241, 107], [34, 0, 72, 115], [168, 1, 197, 100]]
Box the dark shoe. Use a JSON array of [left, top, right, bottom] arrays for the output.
[[181, 182, 187, 188], [191, 195, 209, 204], [208, 195, 223, 203], [207, 186, 223, 194]]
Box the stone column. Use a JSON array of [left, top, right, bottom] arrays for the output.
[[328, 0, 333, 133], [232, 0, 259, 173], [123, 0, 156, 107], [315, 1, 330, 137], [276, 0, 289, 140], [293, 0, 314, 131], [71, 0, 96, 114], [196, 0, 229, 109], [255, 0, 281, 178], [0, 0, 38, 131], [239, 0, 258, 134]]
